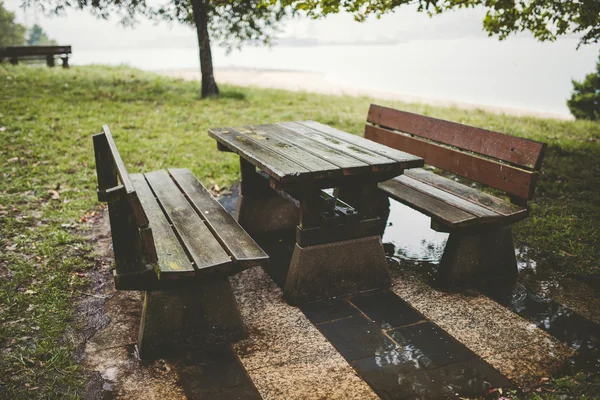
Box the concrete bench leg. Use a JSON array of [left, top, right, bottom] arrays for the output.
[[61, 56, 69, 68], [284, 235, 391, 305], [137, 279, 246, 360], [436, 226, 518, 287]]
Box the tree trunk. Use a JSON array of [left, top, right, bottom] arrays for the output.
[[191, 0, 219, 98]]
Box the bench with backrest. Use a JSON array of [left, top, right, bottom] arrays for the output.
[[365, 104, 546, 286], [93, 125, 268, 359], [0, 46, 71, 67]]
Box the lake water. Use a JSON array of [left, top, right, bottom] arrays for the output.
[[72, 38, 600, 118]]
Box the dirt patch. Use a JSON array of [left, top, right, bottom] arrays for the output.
[[76, 209, 184, 399]]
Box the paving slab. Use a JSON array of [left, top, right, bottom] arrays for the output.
[[230, 267, 379, 399]]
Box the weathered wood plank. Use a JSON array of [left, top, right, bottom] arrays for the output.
[[367, 104, 546, 170], [169, 168, 268, 267], [405, 168, 528, 220], [255, 124, 371, 175], [130, 173, 195, 279], [396, 175, 501, 221], [299, 120, 423, 169], [144, 170, 232, 274], [209, 127, 310, 182], [102, 126, 149, 227], [278, 122, 401, 172], [378, 179, 479, 227], [232, 126, 342, 178], [365, 124, 538, 200], [92, 133, 118, 201]]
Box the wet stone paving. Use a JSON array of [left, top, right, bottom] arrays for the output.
[[82, 192, 600, 399]]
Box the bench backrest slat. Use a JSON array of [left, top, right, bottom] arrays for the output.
[[367, 104, 546, 170], [94, 126, 149, 227], [365, 105, 546, 201]]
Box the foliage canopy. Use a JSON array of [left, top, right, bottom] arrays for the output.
[[271, 0, 600, 46], [0, 1, 26, 46]]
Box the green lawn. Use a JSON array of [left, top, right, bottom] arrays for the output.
[[1, 64, 599, 399]]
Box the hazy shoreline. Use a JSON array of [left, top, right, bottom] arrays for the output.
[[157, 67, 574, 121]]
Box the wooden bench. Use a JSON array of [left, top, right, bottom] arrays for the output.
[[365, 104, 546, 286], [0, 46, 71, 67], [93, 125, 268, 359]]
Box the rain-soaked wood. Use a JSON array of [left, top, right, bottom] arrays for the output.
[[278, 121, 401, 172], [299, 120, 423, 168], [209, 127, 310, 182], [130, 174, 196, 279], [256, 124, 371, 174], [101, 125, 149, 226], [169, 168, 268, 267], [379, 178, 478, 227], [232, 126, 342, 178], [396, 175, 501, 221], [367, 104, 546, 170], [93, 133, 118, 202], [144, 170, 232, 274], [365, 124, 538, 200], [405, 168, 528, 220]]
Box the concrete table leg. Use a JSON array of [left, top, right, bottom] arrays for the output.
[[436, 226, 518, 287], [137, 279, 246, 360], [284, 235, 391, 305], [235, 158, 298, 234]]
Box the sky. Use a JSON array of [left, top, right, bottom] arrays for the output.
[[5, 0, 498, 49]]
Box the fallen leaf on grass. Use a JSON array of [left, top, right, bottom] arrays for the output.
[[0, 126, 6, 132], [7, 157, 19, 163], [48, 190, 60, 200]]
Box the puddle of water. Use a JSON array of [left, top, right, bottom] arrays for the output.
[[381, 200, 600, 375], [382, 201, 448, 263]]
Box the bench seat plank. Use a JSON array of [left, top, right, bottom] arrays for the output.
[[379, 178, 478, 227], [144, 170, 232, 276], [255, 124, 371, 174], [405, 168, 528, 221], [396, 175, 501, 221], [169, 168, 268, 267], [299, 120, 423, 169], [130, 174, 196, 278], [278, 122, 401, 172]]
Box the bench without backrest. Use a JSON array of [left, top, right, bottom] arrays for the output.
[[365, 104, 546, 286], [0, 46, 71, 67], [93, 125, 268, 358]]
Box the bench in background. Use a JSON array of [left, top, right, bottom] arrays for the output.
[[365, 104, 546, 286], [0, 46, 71, 67], [93, 125, 268, 359]]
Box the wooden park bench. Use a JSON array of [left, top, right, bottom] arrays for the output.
[[365, 104, 546, 286], [0, 46, 71, 67], [93, 125, 268, 359]]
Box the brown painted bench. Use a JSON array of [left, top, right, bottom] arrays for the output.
[[0, 46, 71, 67], [365, 104, 546, 286], [93, 125, 268, 359]]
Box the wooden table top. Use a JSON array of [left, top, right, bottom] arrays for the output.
[[209, 121, 423, 184]]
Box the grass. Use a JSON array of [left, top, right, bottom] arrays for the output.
[[0, 64, 599, 399]]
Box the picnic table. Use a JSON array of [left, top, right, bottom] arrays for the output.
[[209, 121, 423, 304]]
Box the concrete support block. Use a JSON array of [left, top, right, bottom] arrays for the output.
[[235, 193, 299, 234], [284, 235, 391, 305], [436, 226, 518, 287], [137, 279, 246, 360]]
